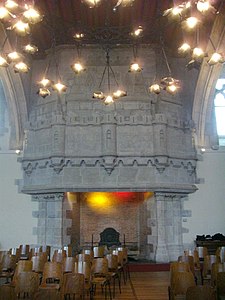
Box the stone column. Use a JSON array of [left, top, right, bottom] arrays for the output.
[[32, 193, 66, 254], [154, 192, 184, 262]]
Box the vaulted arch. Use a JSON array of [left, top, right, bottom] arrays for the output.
[[192, 5, 225, 149], [0, 25, 29, 150]]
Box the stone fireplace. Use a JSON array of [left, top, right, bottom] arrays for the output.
[[18, 45, 197, 262]]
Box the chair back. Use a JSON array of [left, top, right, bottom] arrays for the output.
[[172, 271, 196, 298], [82, 248, 94, 259], [76, 253, 92, 264], [62, 273, 85, 299], [74, 261, 92, 282], [216, 272, 225, 297], [178, 255, 195, 275], [106, 254, 118, 271], [41, 262, 62, 286], [216, 246, 225, 263], [41, 245, 51, 261], [63, 245, 72, 257], [15, 271, 39, 298], [19, 245, 30, 259], [31, 255, 47, 274], [93, 246, 105, 258], [62, 257, 77, 273], [0, 254, 16, 272], [186, 285, 216, 300], [12, 260, 33, 285], [91, 257, 108, 275], [52, 249, 67, 263], [195, 246, 208, 260]]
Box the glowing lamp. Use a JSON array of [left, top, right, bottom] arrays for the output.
[[0, 55, 9, 67], [23, 7, 43, 24], [104, 95, 114, 105], [113, 90, 127, 98], [38, 87, 51, 98], [129, 62, 142, 72], [149, 84, 161, 94], [71, 62, 85, 74], [23, 44, 38, 54], [52, 82, 67, 93], [208, 53, 224, 65], [14, 61, 29, 73]]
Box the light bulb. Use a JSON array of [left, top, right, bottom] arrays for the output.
[[38, 87, 51, 98], [104, 95, 114, 105], [113, 90, 127, 98], [192, 47, 205, 60], [149, 84, 161, 94], [13, 20, 30, 35], [208, 53, 224, 65], [129, 63, 142, 72], [38, 78, 51, 87], [14, 61, 29, 73], [7, 51, 21, 62], [52, 82, 67, 93], [0, 55, 9, 67], [185, 17, 199, 30], [0, 6, 10, 19], [23, 44, 38, 54], [71, 62, 85, 74], [23, 7, 42, 24], [178, 43, 191, 55]]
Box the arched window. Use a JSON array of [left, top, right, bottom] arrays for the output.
[[214, 78, 225, 146]]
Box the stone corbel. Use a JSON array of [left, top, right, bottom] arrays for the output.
[[22, 161, 38, 176], [154, 156, 169, 174], [50, 157, 66, 174], [101, 156, 117, 175]]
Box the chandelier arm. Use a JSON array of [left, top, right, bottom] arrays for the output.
[[98, 65, 107, 89], [109, 65, 119, 87], [107, 64, 110, 92], [162, 45, 172, 76]]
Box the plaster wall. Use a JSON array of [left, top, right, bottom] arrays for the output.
[[183, 148, 225, 248], [0, 124, 37, 251]]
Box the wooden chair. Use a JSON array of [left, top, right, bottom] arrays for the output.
[[211, 262, 225, 287], [74, 261, 93, 300], [19, 245, 30, 260], [12, 260, 33, 286], [76, 253, 92, 264], [39, 261, 62, 291], [14, 271, 39, 299], [202, 254, 220, 284], [112, 249, 126, 284], [170, 271, 196, 300], [93, 246, 105, 258], [82, 248, 94, 260], [195, 246, 208, 261], [216, 272, 225, 300], [41, 245, 51, 261], [216, 246, 225, 263], [31, 254, 48, 284], [0, 254, 17, 283], [106, 254, 121, 298], [168, 261, 191, 299], [62, 273, 85, 300], [62, 257, 77, 274], [91, 257, 112, 300], [186, 285, 216, 300], [29, 246, 42, 259], [52, 249, 67, 263], [63, 245, 73, 257]]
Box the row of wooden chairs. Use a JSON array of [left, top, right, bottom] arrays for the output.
[[168, 247, 225, 300], [0, 246, 129, 299]]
